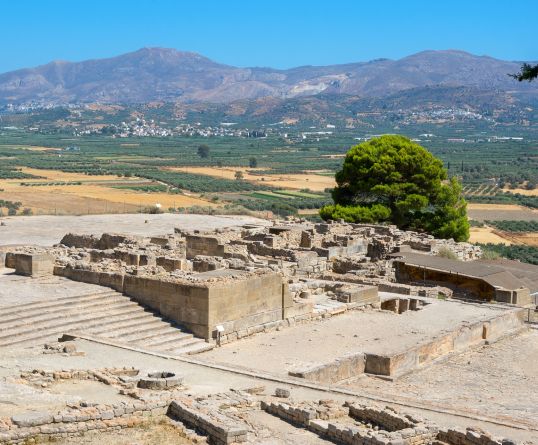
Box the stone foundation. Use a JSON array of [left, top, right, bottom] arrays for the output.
[[261, 399, 439, 445], [168, 400, 248, 444], [288, 352, 366, 383], [288, 306, 527, 381]]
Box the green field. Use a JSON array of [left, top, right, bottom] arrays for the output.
[[1, 111, 537, 219]]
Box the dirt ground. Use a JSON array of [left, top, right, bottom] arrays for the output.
[[1, 336, 536, 442], [347, 329, 538, 430], [0, 213, 267, 246], [166, 166, 336, 191], [198, 300, 508, 375]]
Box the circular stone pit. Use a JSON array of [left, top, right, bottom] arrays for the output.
[[137, 371, 183, 390]]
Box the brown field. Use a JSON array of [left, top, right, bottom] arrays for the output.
[[166, 166, 336, 191], [502, 187, 538, 196], [297, 208, 320, 215], [469, 227, 512, 245], [467, 203, 538, 221], [0, 168, 212, 215], [508, 233, 538, 246], [1, 145, 62, 152], [485, 230, 538, 247]]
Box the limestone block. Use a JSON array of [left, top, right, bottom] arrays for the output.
[[275, 388, 290, 398], [12, 253, 54, 277], [398, 298, 410, 314], [11, 412, 53, 427]]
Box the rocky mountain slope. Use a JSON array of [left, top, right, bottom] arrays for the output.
[[1, 47, 536, 105]]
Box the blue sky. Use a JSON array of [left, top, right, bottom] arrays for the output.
[[1, 0, 536, 72]]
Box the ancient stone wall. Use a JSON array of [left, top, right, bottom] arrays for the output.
[[123, 275, 211, 339], [168, 400, 248, 444], [185, 234, 225, 259], [288, 352, 366, 383]]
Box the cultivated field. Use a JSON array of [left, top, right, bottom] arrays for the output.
[[167, 166, 336, 191], [0, 168, 212, 215], [502, 187, 538, 196], [0, 145, 62, 152], [468, 227, 512, 245], [467, 203, 538, 221], [491, 232, 538, 247]]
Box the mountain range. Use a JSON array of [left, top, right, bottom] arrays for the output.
[[1, 48, 537, 106]]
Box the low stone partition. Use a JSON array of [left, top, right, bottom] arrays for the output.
[[55, 266, 125, 293], [364, 307, 527, 378], [320, 273, 453, 299], [261, 399, 439, 445], [437, 427, 520, 445], [0, 397, 170, 444], [168, 399, 248, 444], [347, 403, 418, 431], [0, 367, 186, 444], [333, 284, 378, 304], [5, 252, 54, 277], [288, 306, 527, 382], [60, 233, 138, 250], [289, 353, 366, 383]]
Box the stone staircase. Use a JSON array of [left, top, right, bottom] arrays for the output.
[[0, 289, 213, 355]]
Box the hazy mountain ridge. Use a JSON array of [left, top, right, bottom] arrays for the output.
[[1, 48, 537, 106]]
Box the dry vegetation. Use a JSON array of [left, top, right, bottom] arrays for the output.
[[467, 203, 538, 221], [502, 187, 538, 196], [0, 168, 212, 215], [165, 166, 336, 191], [468, 227, 512, 245]]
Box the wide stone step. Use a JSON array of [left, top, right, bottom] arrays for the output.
[[0, 306, 146, 346], [1, 291, 121, 319], [168, 341, 214, 355], [87, 314, 166, 336], [0, 299, 142, 332], [106, 324, 179, 343], [74, 308, 161, 335], [134, 331, 194, 349], [0, 297, 142, 331], [153, 337, 203, 352], [1, 290, 118, 312]]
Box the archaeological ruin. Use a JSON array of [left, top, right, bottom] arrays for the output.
[[0, 215, 536, 444]]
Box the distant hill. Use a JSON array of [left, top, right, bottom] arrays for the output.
[[1, 48, 537, 105]]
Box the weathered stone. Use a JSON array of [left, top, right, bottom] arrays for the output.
[[11, 412, 53, 427], [275, 388, 290, 398]]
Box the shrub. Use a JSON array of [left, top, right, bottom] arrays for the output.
[[436, 246, 458, 260]]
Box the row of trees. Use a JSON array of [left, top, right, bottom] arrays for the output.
[[478, 243, 538, 265], [198, 144, 258, 168], [486, 220, 538, 233]]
